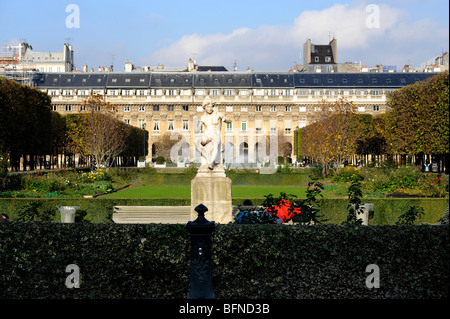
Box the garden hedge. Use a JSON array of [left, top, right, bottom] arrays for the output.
[[0, 223, 448, 298], [0, 198, 447, 224]]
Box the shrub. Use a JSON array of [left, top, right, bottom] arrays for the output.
[[0, 223, 448, 299], [418, 173, 447, 197], [235, 192, 301, 224], [155, 156, 165, 164], [396, 205, 425, 225], [334, 166, 361, 183]]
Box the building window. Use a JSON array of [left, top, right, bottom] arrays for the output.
[[65, 105, 72, 112], [153, 121, 160, 131], [285, 105, 291, 112], [166, 89, 176, 96], [182, 105, 189, 112], [373, 105, 380, 112], [284, 119, 291, 133], [122, 90, 133, 96], [138, 119, 146, 129], [241, 121, 247, 131], [124, 119, 130, 125], [226, 106, 233, 112], [371, 90, 381, 96], [138, 106, 145, 112], [255, 105, 262, 112], [123, 106, 131, 112], [153, 105, 160, 112], [270, 119, 277, 132], [358, 106, 365, 112], [241, 106, 247, 112], [270, 105, 277, 112], [182, 120, 189, 131], [168, 120, 174, 131], [167, 105, 174, 111], [210, 89, 220, 96], [299, 106, 306, 112], [325, 56, 331, 62], [226, 121, 233, 132], [356, 89, 366, 95], [224, 89, 234, 96], [299, 120, 306, 128], [51, 105, 57, 111], [314, 57, 319, 62]]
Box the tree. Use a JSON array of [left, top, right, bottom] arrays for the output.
[[67, 93, 127, 169], [0, 76, 53, 171], [384, 71, 449, 156], [300, 98, 362, 176]]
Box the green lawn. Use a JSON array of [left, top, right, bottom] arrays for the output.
[[101, 185, 337, 199]]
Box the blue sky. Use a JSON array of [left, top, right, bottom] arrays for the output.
[[1, 0, 448, 71]]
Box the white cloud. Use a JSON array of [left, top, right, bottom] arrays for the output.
[[141, 2, 448, 71]]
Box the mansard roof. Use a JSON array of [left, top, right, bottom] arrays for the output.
[[34, 71, 436, 89]]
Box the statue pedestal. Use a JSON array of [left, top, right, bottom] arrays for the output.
[[191, 164, 232, 224]]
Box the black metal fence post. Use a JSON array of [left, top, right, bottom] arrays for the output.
[[186, 204, 216, 299]]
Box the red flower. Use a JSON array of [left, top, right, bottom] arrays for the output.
[[268, 199, 301, 223]]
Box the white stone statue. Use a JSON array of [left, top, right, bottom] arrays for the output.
[[194, 97, 232, 171]]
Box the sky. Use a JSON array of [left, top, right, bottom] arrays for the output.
[[1, 0, 448, 72]]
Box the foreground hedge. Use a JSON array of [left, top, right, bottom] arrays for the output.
[[0, 198, 447, 224], [0, 223, 448, 298]]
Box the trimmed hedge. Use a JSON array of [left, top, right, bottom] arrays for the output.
[[0, 223, 448, 298], [133, 172, 311, 186], [0, 198, 447, 224]]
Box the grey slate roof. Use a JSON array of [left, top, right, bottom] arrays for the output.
[[33, 71, 436, 89]]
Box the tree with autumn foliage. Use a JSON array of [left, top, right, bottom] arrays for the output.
[[384, 71, 449, 157], [66, 93, 127, 169], [300, 98, 362, 176]]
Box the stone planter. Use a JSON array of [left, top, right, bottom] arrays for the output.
[[137, 161, 146, 168], [58, 206, 80, 223], [351, 203, 374, 225], [154, 162, 166, 168]]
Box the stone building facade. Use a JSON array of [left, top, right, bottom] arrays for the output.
[[35, 71, 435, 165]]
